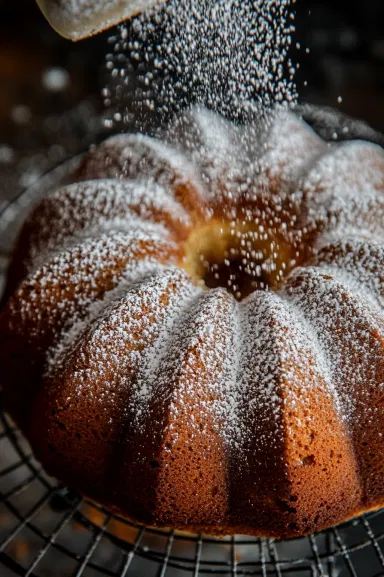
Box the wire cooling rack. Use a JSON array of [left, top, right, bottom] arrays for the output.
[[1, 113, 384, 577], [2, 409, 384, 577]]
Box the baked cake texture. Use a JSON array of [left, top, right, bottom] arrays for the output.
[[1, 107, 384, 537]]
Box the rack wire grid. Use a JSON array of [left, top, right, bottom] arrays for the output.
[[1, 111, 384, 577]]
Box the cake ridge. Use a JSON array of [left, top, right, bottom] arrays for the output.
[[130, 281, 204, 422], [228, 287, 361, 535], [285, 266, 384, 421], [45, 261, 181, 377], [15, 177, 191, 275]]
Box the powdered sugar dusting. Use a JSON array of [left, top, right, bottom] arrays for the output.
[[46, 267, 199, 407], [4, 105, 384, 470], [313, 238, 384, 308], [24, 178, 189, 270], [78, 133, 204, 193], [258, 111, 327, 192], [10, 231, 178, 353], [285, 265, 384, 423], [236, 289, 340, 459], [303, 140, 384, 241], [46, 260, 173, 372], [131, 288, 243, 448], [164, 106, 248, 201]]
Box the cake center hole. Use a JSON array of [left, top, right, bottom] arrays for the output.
[[183, 220, 291, 301], [202, 250, 271, 300]]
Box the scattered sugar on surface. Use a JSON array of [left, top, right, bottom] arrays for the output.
[[236, 289, 341, 457], [13, 230, 177, 351], [314, 238, 384, 308], [131, 288, 243, 448], [78, 133, 206, 201], [25, 177, 189, 269], [46, 265, 196, 389], [163, 106, 254, 202], [285, 264, 384, 423], [303, 140, 384, 240]]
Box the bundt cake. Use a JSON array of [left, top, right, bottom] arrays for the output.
[[1, 106, 384, 538]]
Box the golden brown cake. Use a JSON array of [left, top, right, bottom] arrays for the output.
[[1, 106, 384, 538]]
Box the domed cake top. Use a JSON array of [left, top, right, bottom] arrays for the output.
[[2, 106, 384, 537]]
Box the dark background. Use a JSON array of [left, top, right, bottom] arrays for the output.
[[0, 0, 383, 201]]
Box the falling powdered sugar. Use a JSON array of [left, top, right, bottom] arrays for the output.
[[104, 0, 298, 129]]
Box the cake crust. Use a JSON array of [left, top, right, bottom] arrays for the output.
[[1, 107, 384, 537]]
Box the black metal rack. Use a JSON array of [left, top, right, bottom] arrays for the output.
[[1, 109, 384, 577], [1, 410, 384, 577]]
